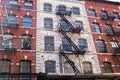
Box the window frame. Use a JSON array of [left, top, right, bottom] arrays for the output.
[[82, 61, 92, 74], [19, 60, 31, 80], [89, 9, 97, 17], [44, 3, 52, 12], [113, 12, 119, 20], [44, 37, 54, 51], [45, 60, 56, 73], [23, 16, 32, 27], [0, 59, 11, 73], [62, 38, 72, 51], [78, 39, 87, 50], [21, 34, 32, 50], [44, 18, 53, 29], [103, 62, 113, 73], [72, 7, 80, 15], [24, 1, 33, 10], [101, 10, 109, 20], [93, 23, 101, 33], [97, 40, 107, 53]]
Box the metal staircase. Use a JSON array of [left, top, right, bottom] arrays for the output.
[[56, 7, 85, 74]]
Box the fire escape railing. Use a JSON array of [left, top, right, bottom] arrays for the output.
[[0, 41, 17, 53], [56, 7, 86, 74]]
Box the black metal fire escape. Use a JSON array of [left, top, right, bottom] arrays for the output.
[[56, 7, 86, 74]]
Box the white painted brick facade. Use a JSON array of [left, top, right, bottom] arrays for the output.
[[36, 0, 101, 74]]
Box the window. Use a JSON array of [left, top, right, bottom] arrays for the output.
[[2, 34, 13, 48], [19, 60, 31, 80], [6, 14, 16, 25], [21, 35, 32, 50], [74, 21, 83, 30], [62, 38, 72, 51], [0, 60, 10, 73], [106, 24, 114, 35], [45, 37, 54, 51], [45, 61, 56, 73], [23, 16, 32, 27], [93, 23, 101, 33], [44, 18, 53, 29], [57, 5, 66, 14], [103, 62, 113, 73], [89, 9, 96, 17], [97, 40, 107, 53], [78, 39, 87, 50], [111, 41, 119, 48], [72, 7, 80, 15], [113, 12, 119, 20], [24, 1, 33, 10], [60, 20, 69, 31], [64, 61, 74, 73], [101, 11, 109, 20], [82, 61, 92, 74], [8, 0, 20, 9], [118, 62, 120, 70], [44, 3, 52, 12], [9, 0, 18, 6]]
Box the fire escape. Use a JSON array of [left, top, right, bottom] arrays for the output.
[[0, 0, 18, 77], [0, 0, 19, 54], [56, 6, 86, 74], [104, 11, 120, 72]]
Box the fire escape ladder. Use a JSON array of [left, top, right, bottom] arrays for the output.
[[60, 31, 80, 53], [59, 15, 74, 30], [62, 53, 80, 74]]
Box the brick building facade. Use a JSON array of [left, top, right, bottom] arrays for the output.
[[85, 0, 120, 73], [0, 0, 36, 79]]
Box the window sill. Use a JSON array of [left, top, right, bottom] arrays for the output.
[[18, 49, 36, 52]]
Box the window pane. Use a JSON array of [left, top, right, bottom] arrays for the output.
[[72, 7, 80, 15], [79, 39, 87, 50], [23, 16, 32, 27], [101, 11, 108, 19], [21, 35, 32, 50], [103, 62, 113, 73], [62, 38, 72, 51], [24, 2, 33, 9], [64, 62, 74, 73], [44, 18, 53, 29], [74, 21, 83, 30], [2, 34, 13, 48], [9, 0, 18, 5], [60, 20, 69, 31], [6, 15, 16, 24], [111, 41, 119, 48], [0, 60, 10, 73], [106, 24, 114, 35], [113, 12, 119, 20], [58, 6, 66, 14], [45, 61, 56, 73], [83, 62, 92, 74], [97, 40, 107, 53], [93, 23, 101, 33], [44, 3, 52, 12], [20, 60, 31, 80], [45, 37, 54, 51], [89, 9, 96, 17]]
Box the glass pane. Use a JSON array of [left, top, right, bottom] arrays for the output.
[[79, 39, 87, 50], [103, 62, 113, 73], [44, 19, 53, 29], [7, 15, 16, 23], [45, 61, 56, 73], [24, 2, 33, 9], [21, 35, 32, 50], [9, 0, 18, 5], [93, 23, 100, 33], [45, 37, 54, 51], [72, 7, 80, 15], [89, 9, 96, 17], [0, 60, 10, 73], [83, 62, 92, 74], [23, 16, 32, 27], [44, 4, 52, 12]]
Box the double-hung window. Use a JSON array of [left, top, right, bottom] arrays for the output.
[[44, 3, 52, 12]]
